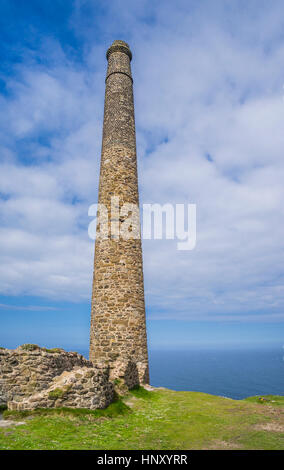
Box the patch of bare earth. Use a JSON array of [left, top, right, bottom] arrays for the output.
[[123, 396, 138, 408], [253, 422, 284, 433], [143, 385, 167, 391], [257, 405, 284, 418], [0, 420, 26, 428], [205, 440, 243, 450]]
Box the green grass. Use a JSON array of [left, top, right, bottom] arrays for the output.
[[0, 389, 283, 450], [244, 395, 284, 406], [129, 385, 156, 400]]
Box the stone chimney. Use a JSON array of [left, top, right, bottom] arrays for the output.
[[89, 41, 149, 384]]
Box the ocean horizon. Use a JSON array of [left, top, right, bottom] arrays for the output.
[[75, 347, 284, 400]]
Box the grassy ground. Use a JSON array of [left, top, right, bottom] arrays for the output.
[[0, 388, 283, 450]]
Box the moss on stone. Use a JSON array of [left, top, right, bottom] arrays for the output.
[[20, 345, 64, 353], [21, 344, 40, 351], [48, 386, 71, 400], [42, 348, 63, 354], [85, 370, 94, 378], [113, 378, 121, 386]]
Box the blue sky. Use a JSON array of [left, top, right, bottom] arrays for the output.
[[0, 0, 284, 352]]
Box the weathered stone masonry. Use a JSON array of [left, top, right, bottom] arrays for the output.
[[89, 40, 149, 383], [8, 366, 114, 411], [0, 345, 140, 410], [0, 345, 91, 407]]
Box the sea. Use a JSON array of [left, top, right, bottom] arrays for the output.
[[77, 348, 284, 400]]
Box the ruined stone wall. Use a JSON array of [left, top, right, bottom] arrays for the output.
[[0, 346, 140, 410], [0, 345, 91, 406], [8, 367, 114, 411], [89, 40, 149, 383]]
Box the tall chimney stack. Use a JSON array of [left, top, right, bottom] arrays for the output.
[[89, 41, 149, 383]]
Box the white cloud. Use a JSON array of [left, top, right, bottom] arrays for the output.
[[0, 303, 59, 312], [0, 0, 284, 321]]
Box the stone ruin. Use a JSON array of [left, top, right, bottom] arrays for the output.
[[0, 345, 141, 411]]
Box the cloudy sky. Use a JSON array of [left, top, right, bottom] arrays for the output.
[[0, 0, 284, 351]]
